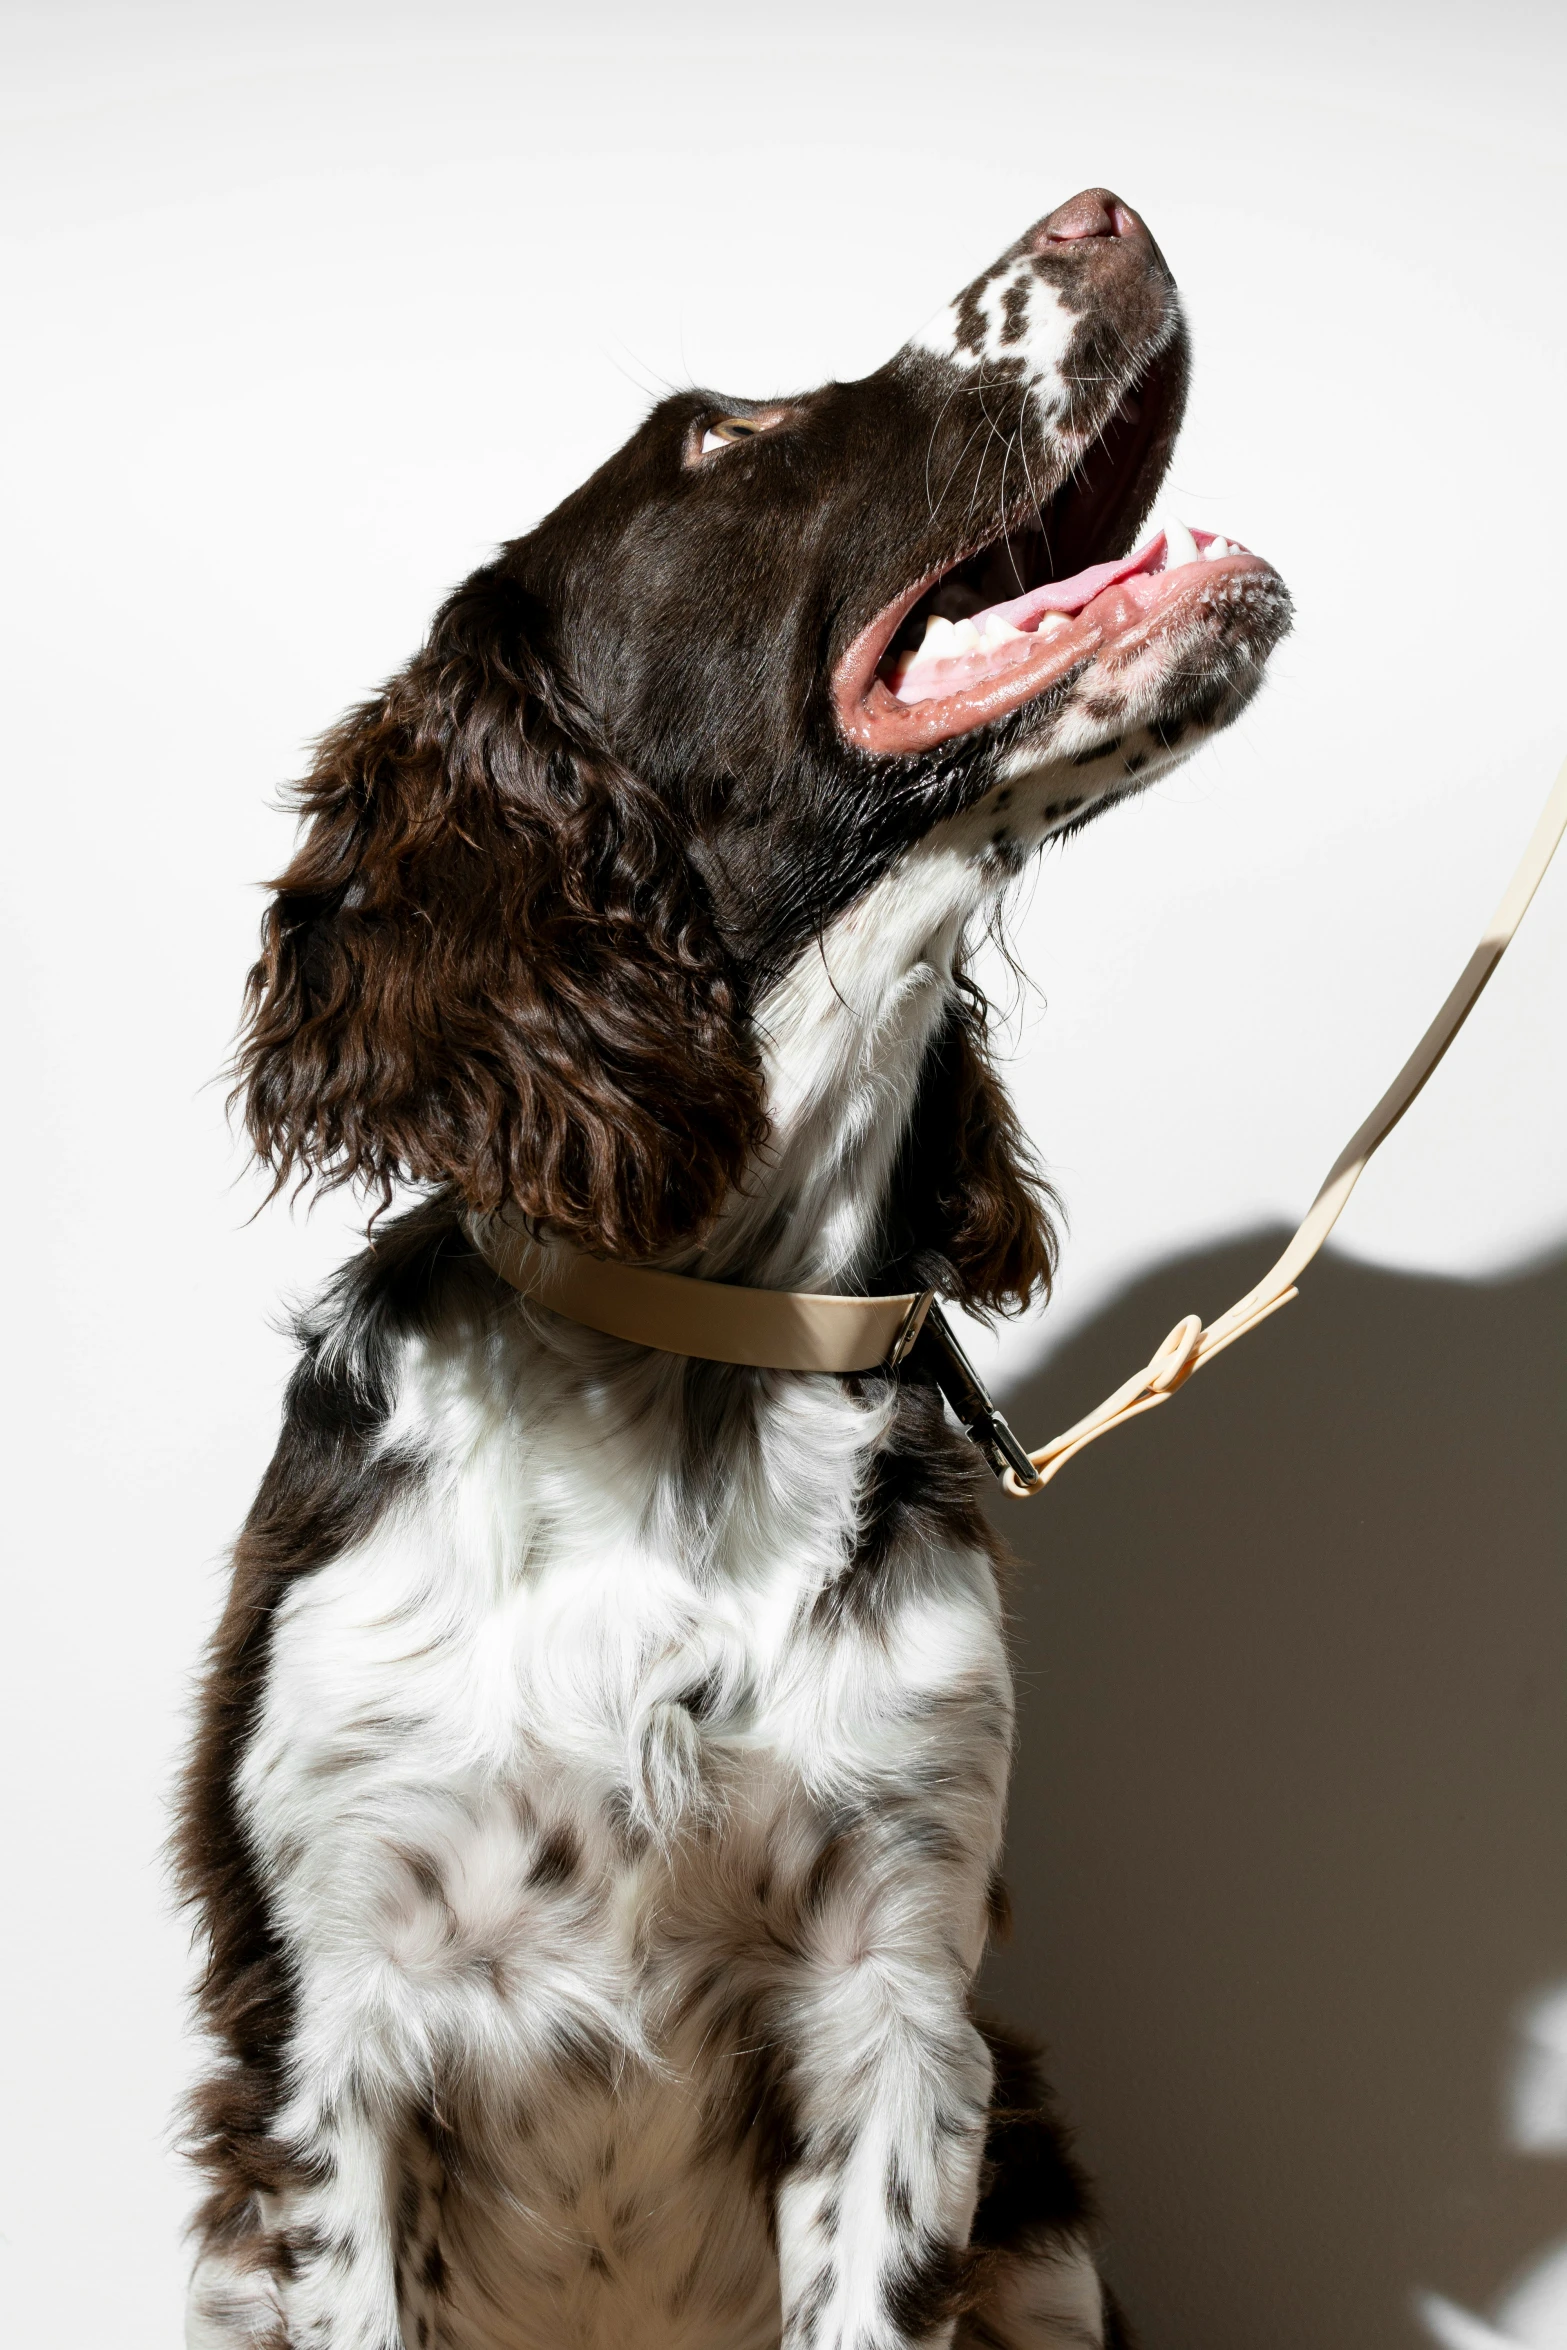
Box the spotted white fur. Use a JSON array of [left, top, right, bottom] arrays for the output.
[[910, 258, 1075, 421]]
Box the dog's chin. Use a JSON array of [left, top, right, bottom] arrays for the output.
[[920, 563, 1294, 886], [1012, 564, 1292, 766]]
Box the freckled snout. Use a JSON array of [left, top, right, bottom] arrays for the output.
[[836, 186, 1286, 761]]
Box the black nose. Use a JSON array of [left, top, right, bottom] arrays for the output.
[[1038, 187, 1142, 243]]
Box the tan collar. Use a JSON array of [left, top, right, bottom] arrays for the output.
[[472, 1218, 936, 1374], [473, 753, 1567, 1498]]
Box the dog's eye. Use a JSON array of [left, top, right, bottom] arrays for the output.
[[699, 418, 765, 456], [687, 407, 793, 468]]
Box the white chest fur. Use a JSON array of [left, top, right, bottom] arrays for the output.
[[235, 1322, 1013, 2348]]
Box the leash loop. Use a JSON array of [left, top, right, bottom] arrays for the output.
[[1147, 1315, 1204, 1393]]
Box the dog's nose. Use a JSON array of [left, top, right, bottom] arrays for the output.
[[1038, 187, 1141, 243]]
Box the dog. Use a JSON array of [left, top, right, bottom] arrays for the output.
[[178, 185, 1291, 2350]]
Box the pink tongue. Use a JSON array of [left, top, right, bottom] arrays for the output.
[[982, 533, 1163, 630]]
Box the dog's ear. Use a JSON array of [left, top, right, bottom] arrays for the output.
[[886, 973, 1059, 1316], [236, 566, 766, 1258]]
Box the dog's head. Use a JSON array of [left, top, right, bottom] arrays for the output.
[[240, 188, 1290, 1284]]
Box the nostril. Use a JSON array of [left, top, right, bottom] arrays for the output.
[[1039, 187, 1140, 244]]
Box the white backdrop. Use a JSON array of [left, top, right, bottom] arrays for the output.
[[3, 4, 1563, 2343]]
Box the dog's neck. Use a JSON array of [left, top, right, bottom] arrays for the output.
[[693, 819, 1005, 1296]]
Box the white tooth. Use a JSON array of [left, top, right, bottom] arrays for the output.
[[1203, 535, 1231, 560], [982, 615, 1025, 646], [949, 618, 982, 652], [1164, 516, 1199, 568], [913, 613, 960, 663], [1034, 609, 1071, 636]]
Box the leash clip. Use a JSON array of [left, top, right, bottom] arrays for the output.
[[916, 1302, 1043, 1492]]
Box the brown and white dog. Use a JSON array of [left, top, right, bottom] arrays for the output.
[[179, 187, 1291, 2350]]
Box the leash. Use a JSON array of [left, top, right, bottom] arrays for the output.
[[1000, 752, 1567, 1494], [476, 754, 1567, 1496]]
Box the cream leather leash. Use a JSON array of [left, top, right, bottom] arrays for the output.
[[999, 755, 1567, 1493], [478, 755, 1567, 1497]]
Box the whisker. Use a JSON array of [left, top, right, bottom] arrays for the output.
[[922, 377, 972, 521], [930, 413, 996, 522]]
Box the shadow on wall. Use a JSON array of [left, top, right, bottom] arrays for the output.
[[980, 1235, 1567, 2350]]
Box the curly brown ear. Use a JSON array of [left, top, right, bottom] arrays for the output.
[[882, 969, 1059, 1317], [236, 566, 766, 1258]]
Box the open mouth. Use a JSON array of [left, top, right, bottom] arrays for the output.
[[834, 361, 1277, 757]]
